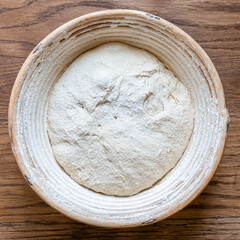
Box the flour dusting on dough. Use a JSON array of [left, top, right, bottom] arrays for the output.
[[47, 42, 194, 196]]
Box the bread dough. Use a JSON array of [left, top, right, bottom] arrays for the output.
[[47, 42, 194, 196]]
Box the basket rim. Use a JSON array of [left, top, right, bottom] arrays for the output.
[[8, 9, 229, 228]]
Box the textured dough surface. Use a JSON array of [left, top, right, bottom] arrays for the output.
[[47, 42, 194, 196]]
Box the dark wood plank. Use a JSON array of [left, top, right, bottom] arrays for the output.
[[0, 0, 239, 239]]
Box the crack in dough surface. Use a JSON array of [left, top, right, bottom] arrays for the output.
[[47, 42, 194, 196]]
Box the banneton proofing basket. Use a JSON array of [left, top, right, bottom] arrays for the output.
[[9, 10, 229, 227]]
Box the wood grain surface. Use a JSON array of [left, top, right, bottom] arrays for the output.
[[0, 0, 239, 239]]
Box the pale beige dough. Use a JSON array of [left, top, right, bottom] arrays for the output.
[[47, 42, 194, 196]]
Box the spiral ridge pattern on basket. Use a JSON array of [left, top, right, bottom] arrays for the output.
[[9, 10, 229, 227]]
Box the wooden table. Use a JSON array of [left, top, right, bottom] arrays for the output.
[[0, 0, 239, 239]]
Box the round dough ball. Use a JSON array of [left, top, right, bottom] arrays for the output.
[[47, 42, 194, 196]]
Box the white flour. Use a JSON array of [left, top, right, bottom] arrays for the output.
[[47, 42, 194, 196]]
